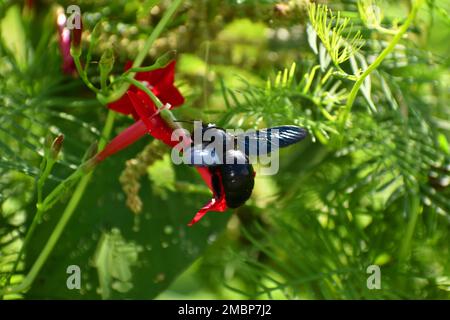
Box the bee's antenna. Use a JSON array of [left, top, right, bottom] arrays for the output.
[[173, 120, 196, 124]]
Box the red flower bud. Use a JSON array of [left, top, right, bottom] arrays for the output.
[[56, 8, 76, 74], [72, 14, 83, 50], [51, 134, 64, 160]]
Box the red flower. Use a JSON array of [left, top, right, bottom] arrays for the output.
[[186, 171, 228, 226], [56, 9, 76, 75], [72, 16, 83, 50], [25, 0, 34, 10], [96, 89, 227, 226], [107, 61, 184, 120]]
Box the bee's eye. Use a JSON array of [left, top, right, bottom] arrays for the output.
[[202, 127, 218, 137]]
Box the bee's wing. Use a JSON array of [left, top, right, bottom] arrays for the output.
[[236, 125, 308, 156], [184, 145, 222, 166]]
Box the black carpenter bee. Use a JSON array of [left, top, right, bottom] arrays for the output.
[[182, 122, 308, 209]]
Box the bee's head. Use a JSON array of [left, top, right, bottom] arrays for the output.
[[174, 120, 232, 146], [200, 124, 232, 145]]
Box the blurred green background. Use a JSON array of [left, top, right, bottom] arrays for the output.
[[0, 0, 449, 299]]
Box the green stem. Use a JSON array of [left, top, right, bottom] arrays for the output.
[[4, 206, 43, 287], [132, 0, 182, 69], [5, 157, 55, 286], [122, 65, 160, 76], [0, 111, 116, 296], [98, 109, 117, 150], [40, 168, 85, 210], [338, 0, 424, 126], [73, 54, 100, 94], [124, 78, 180, 130], [398, 191, 421, 264], [126, 78, 164, 108], [1, 176, 92, 295], [100, 0, 183, 104], [100, 73, 108, 93], [37, 161, 53, 204]]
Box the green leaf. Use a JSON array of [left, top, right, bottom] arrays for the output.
[[306, 23, 318, 54], [438, 133, 450, 155], [0, 5, 28, 70]]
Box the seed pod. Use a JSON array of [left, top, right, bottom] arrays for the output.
[[99, 48, 115, 79]]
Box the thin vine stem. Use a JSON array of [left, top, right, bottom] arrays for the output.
[[73, 54, 100, 94], [123, 78, 180, 129], [338, 0, 425, 126], [398, 189, 421, 264]]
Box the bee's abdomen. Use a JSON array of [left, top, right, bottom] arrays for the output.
[[220, 163, 255, 208]]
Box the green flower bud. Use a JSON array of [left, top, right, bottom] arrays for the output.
[[83, 141, 99, 161], [99, 48, 115, 75], [155, 50, 177, 68]]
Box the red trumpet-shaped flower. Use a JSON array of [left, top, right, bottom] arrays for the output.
[[96, 60, 227, 225], [107, 61, 184, 120], [97, 86, 227, 226], [56, 9, 76, 75]]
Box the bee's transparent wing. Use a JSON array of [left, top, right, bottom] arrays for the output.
[[184, 145, 222, 166], [236, 125, 308, 156]]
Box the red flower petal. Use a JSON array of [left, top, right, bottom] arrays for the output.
[[57, 11, 76, 75], [127, 91, 153, 128], [156, 84, 185, 107], [188, 196, 228, 226], [95, 120, 148, 163], [188, 167, 228, 226], [129, 90, 177, 148], [72, 15, 83, 49], [107, 61, 182, 118], [135, 60, 176, 88], [124, 61, 133, 71], [107, 94, 137, 118]]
